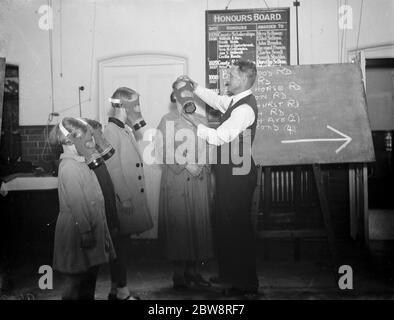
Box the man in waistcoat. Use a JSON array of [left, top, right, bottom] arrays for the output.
[[179, 60, 259, 297]]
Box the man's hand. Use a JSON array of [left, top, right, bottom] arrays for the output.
[[80, 231, 96, 249], [177, 75, 197, 90]]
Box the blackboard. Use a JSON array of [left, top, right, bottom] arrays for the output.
[[0, 58, 5, 144], [252, 63, 375, 166], [206, 8, 290, 120]]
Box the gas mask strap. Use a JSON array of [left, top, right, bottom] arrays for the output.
[[75, 118, 88, 126], [109, 97, 121, 105], [132, 119, 147, 131]]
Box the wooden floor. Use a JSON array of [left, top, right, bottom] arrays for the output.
[[1, 239, 394, 300]]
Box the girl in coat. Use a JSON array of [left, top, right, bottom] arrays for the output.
[[49, 118, 115, 300], [155, 82, 213, 290]]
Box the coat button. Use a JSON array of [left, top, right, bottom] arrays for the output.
[[136, 163, 140, 167], [138, 175, 142, 180], [140, 188, 144, 193]]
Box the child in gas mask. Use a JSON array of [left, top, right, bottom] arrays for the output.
[[83, 118, 144, 300], [49, 117, 116, 300], [103, 87, 153, 300], [79, 118, 120, 236], [155, 79, 213, 290]]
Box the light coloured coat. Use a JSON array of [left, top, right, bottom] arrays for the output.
[[103, 121, 153, 235], [53, 151, 116, 274]]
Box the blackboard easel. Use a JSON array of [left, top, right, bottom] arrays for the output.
[[253, 164, 339, 273], [312, 164, 339, 270]]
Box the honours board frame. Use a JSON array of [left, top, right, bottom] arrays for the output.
[[205, 7, 290, 122]]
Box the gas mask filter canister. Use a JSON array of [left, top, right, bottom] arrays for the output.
[[173, 81, 196, 114]]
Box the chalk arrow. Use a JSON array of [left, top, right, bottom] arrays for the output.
[[281, 125, 352, 154]]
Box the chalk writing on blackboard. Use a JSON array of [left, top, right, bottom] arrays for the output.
[[254, 66, 303, 136], [251, 63, 375, 166]]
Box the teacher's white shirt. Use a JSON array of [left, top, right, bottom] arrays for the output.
[[195, 85, 255, 146]]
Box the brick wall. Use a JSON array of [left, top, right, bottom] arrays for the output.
[[19, 125, 62, 167]]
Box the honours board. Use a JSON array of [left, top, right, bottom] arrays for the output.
[[206, 7, 290, 91], [206, 8, 290, 120]]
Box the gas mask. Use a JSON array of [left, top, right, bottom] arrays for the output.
[[173, 80, 196, 114], [89, 125, 115, 161], [109, 93, 146, 131], [60, 118, 103, 169]]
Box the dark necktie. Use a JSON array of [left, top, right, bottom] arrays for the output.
[[228, 98, 234, 109]]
